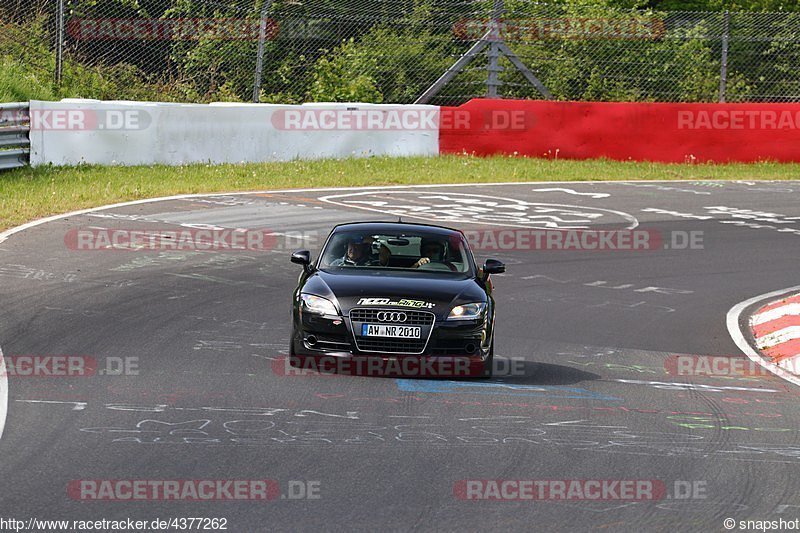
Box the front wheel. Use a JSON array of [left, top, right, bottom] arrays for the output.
[[289, 325, 297, 357], [480, 340, 494, 379]]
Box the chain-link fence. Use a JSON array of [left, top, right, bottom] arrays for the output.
[[3, 0, 800, 105]]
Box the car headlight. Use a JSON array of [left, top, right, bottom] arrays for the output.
[[448, 302, 486, 320], [300, 294, 338, 316]]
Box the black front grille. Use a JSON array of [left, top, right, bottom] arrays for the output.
[[356, 338, 428, 354], [349, 307, 435, 354], [349, 308, 434, 326]]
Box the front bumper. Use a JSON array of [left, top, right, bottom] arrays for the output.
[[292, 307, 491, 360]]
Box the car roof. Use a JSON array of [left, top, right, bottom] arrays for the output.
[[330, 221, 464, 237]]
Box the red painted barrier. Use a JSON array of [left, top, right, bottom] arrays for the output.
[[439, 99, 800, 163]]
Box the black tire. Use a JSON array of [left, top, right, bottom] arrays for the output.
[[481, 340, 494, 379]]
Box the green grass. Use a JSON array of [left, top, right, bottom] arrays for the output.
[[2, 155, 800, 232]]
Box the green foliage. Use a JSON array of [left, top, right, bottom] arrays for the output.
[[307, 25, 491, 104], [0, 15, 192, 102], [4, 0, 800, 104], [0, 17, 56, 101], [308, 38, 384, 102], [494, 4, 724, 102], [0, 56, 55, 102]]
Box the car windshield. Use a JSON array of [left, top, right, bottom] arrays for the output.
[[319, 229, 473, 274]]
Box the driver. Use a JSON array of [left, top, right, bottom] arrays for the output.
[[331, 237, 374, 266], [412, 238, 446, 269]]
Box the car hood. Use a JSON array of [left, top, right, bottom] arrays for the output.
[[302, 269, 485, 317]]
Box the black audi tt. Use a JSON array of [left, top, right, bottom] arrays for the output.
[[289, 221, 505, 377]]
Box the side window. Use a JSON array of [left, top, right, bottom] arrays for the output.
[[322, 235, 346, 265]]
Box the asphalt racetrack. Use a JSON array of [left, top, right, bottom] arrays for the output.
[[2, 181, 800, 531]]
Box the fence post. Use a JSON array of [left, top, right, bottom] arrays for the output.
[[485, 0, 503, 98], [55, 0, 65, 86], [719, 10, 729, 103], [417, 0, 550, 103], [252, 0, 273, 103]]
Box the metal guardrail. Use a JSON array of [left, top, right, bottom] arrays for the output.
[[0, 103, 30, 171]]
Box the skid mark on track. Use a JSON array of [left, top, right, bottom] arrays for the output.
[[394, 380, 621, 401]]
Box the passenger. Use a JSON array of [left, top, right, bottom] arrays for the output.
[[377, 244, 392, 266]]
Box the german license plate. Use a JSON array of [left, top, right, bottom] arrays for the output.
[[361, 324, 421, 339]]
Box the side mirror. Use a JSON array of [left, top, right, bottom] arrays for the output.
[[482, 259, 505, 279], [291, 250, 314, 273]]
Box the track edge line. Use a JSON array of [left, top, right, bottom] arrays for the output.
[[726, 285, 800, 388], [0, 346, 7, 439]]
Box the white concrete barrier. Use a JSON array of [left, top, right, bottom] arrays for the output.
[[29, 100, 440, 167]]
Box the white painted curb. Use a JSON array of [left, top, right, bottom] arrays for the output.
[[727, 285, 800, 388]]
